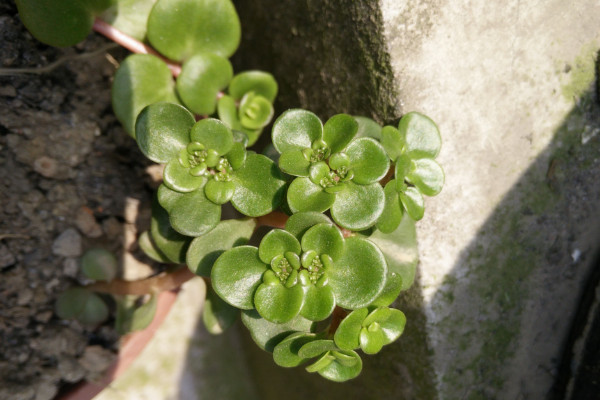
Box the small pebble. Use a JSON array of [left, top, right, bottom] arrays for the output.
[[33, 156, 58, 179], [75, 207, 103, 238], [52, 228, 82, 258]]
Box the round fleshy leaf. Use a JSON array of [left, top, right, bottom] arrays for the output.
[[190, 118, 234, 156], [258, 229, 301, 264], [138, 231, 171, 263], [177, 53, 233, 115], [328, 236, 387, 309], [239, 93, 274, 130], [354, 116, 382, 140], [150, 195, 191, 263], [322, 114, 358, 154], [217, 95, 242, 131], [186, 218, 256, 276], [345, 137, 390, 185], [369, 214, 418, 291], [381, 125, 405, 161], [56, 288, 108, 326], [231, 154, 286, 217], [407, 158, 445, 196], [168, 188, 221, 236], [399, 112, 441, 159], [279, 150, 311, 177], [81, 248, 117, 282], [211, 246, 266, 309], [100, 0, 156, 41], [287, 177, 335, 214], [115, 294, 157, 334], [363, 307, 392, 326], [157, 183, 183, 212], [226, 142, 247, 170], [300, 284, 335, 321], [380, 309, 406, 345], [334, 308, 369, 350], [229, 71, 278, 102], [15, 0, 111, 47], [272, 109, 323, 153], [377, 180, 403, 234], [306, 352, 335, 373], [316, 350, 363, 382], [273, 332, 319, 367], [370, 272, 403, 307], [163, 159, 206, 193], [254, 283, 304, 323], [203, 286, 239, 335], [301, 224, 345, 261], [284, 212, 332, 240], [147, 0, 240, 61], [241, 310, 314, 352], [399, 186, 425, 221], [308, 162, 331, 186], [395, 153, 412, 184], [359, 324, 385, 354], [330, 182, 385, 231], [113, 54, 180, 138], [204, 179, 235, 205], [298, 339, 338, 359], [136, 102, 195, 163]]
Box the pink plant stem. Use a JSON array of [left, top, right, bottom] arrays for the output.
[[92, 18, 182, 77]]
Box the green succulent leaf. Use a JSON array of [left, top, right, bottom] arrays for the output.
[[399, 186, 425, 221], [204, 179, 236, 205], [150, 195, 191, 263], [379, 308, 406, 345], [186, 218, 256, 276], [157, 183, 182, 212], [113, 55, 180, 137], [177, 53, 233, 115], [298, 339, 338, 359], [399, 111, 441, 159], [239, 93, 274, 130], [345, 137, 390, 185], [279, 150, 311, 177], [377, 180, 403, 234], [287, 177, 336, 214], [101, 0, 158, 41], [359, 324, 385, 354], [284, 212, 333, 240], [381, 125, 405, 161], [135, 102, 195, 163], [354, 116, 382, 140], [241, 310, 314, 352], [229, 71, 278, 102], [211, 246, 266, 309], [369, 214, 418, 291], [322, 114, 358, 154], [165, 185, 221, 236], [363, 307, 392, 326], [258, 229, 301, 264], [203, 286, 239, 334], [138, 230, 171, 263], [315, 350, 362, 382], [226, 142, 247, 170], [330, 182, 385, 231], [272, 109, 323, 153], [370, 272, 403, 307], [80, 248, 117, 282], [305, 352, 335, 373], [55, 288, 109, 326], [231, 154, 287, 217], [16, 0, 112, 47], [328, 236, 387, 309], [301, 223, 345, 261], [395, 153, 412, 184], [300, 284, 336, 321], [334, 308, 369, 350], [217, 95, 242, 131], [255, 283, 305, 323], [190, 118, 234, 156], [406, 158, 445, 196], [115, 294, 158, 334], [147, 0, 241, 61], [163, 159, 206, 193], [273, 332, 319, 367]]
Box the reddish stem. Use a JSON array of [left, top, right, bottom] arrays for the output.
[[92, 18, 182, 77], [87, 267, 196, 296]]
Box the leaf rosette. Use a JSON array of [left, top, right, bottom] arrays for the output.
[[211, 213, 388, 323], [272, 110, 389, 231], [377, 112, 445, 231], [136, 102, 286, 236]]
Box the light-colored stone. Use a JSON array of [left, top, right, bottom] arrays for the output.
[[51, 228, 82, 257], [74, 206, 103, 238]]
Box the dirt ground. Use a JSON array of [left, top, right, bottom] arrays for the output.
[[0, 4, 159, 399]]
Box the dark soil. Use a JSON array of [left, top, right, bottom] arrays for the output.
[[0, 4, 158, 399]]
